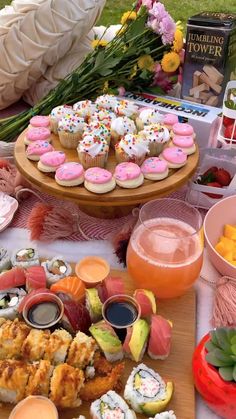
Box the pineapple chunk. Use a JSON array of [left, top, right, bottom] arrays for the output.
[[215, 240, 234, 256], [224, 252, 234, 262], [224, 224, 236, 241], [229, 260, 236, 266]]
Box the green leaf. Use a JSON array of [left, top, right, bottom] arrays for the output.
[[230, 335, 236, 345], [205, 352, 230, 367], [226, 328, 236, 342], [108, 56, 122, 69], [125, 14, 147, 40], [218, 366, 234, 381], [210, 330, 220, 347], [94, 51, 106, 68], [98, 68, 113, 76], [215, 328, 232, 353], [231, 344, 236, 355], [145, 86, 165, 96], [214, 349, 234, 365], [205, 341, 217, 352]]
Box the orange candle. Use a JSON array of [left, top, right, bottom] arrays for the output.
[[75, 256, 110, 287]]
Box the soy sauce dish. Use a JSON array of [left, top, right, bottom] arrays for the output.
[[22, 293, 64, 329]]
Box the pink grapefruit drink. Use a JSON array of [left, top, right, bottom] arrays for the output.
[[127, 217, 203, 298]]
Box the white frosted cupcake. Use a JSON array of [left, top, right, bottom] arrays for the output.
[[89, 109, 116, 129], [110, 116, 137, 148], [95, 94, 119, 111], [49, 105, 74, 134], [84, 121, 111, 146], [77, 135, 109, 169], [114, 100, 139, 120], [140, 123, 170, 156], [73, 100, 97, 121], [136, 107, 164, 130], [84, 167, 116, 194], [58, 115, 87, 149], [115, 134, 149, 166]]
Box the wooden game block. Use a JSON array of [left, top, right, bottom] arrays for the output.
[[203, 65, 224, 85], [199, 72, 222, 94], [183, 96, 202, 103], [189, 83, 209, 98], [199, 91, 212, 101], [206, 95, 219, 106], [193, 70, 202, 87]]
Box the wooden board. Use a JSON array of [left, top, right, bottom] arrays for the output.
[[2, 269, 196, 419], [14, 130, 199, 217]]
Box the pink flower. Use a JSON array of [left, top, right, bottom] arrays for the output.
[[118, 86, 126, 96], [159, 15, 176, 44], [152, 70, 173, 92], [150, 2, 168, 19], [143, 0, 155, 9], [153, 62, 161, 74], [147, 17, 160, 34]]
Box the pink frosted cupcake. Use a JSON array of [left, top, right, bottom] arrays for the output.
[[160, 147, 187, 169], [110, 116, 137, 148], [83, 121, 111, 146], [37, 151, 66, 173], [140, 123, 170, 156], [58, 115, 87, 149], [84, 167, 116, 194], [24, 127, 51, 146], [114, 100, 139, 120], [29, 115, 50, 130], [73, 100, 97, 121], [163, 113, 179, 130], [55, 162, 84, 186], [136, 108, 163, 130], [77, 135, 109, 169], [114, 162, 144, 188], [171, 135, 196, 155], [141, 157, 169, 180], [26, 140, 54, 161], [115, 134, 149, 166], [49, 105, 75, 134]]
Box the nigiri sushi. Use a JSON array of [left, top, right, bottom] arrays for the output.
[[50, 276, 85, 303], [89, 320, 123, 362], [85, 288, 102, 322], [0, 248, 11, 272], [124, 364, 174, 415], [97, 276, 125, 303], [133, 289, 156, 317], [123, 319, 150, 362], [148, 315, 172, 360], [42, 256, 72, 286], [91, 390, 136, 419], [0, 288, 26, 319], [25, 266, 47, 291], [0, 267, 26, 291], [11, 248, 40, 268], [60, 296, 91, 334]]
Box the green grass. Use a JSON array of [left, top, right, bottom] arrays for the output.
[[0, 0, 235, 31]]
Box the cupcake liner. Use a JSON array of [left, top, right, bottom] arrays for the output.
[[59, 131, 82, 149], [135, 117, 144, 131], [49, 117, 59, 134], [148, 142, 166, 157], [110, 130, 121, 148], [115, 150, 146, 166], [78, 151, 108, 169]]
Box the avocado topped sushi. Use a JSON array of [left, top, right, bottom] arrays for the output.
[[89, 320, 123, 362]]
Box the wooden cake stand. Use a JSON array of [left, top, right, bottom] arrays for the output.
[[14, 130, 199, 218]]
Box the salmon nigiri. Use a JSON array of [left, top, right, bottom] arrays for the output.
[[50, 276, 85, 303]]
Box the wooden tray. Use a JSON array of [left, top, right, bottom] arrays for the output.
[[2, 269, 196, 419], [14, 130, 199, 218]]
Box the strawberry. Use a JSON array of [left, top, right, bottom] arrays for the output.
[[198, 167, 218, 185], [224, 124, 236, 140], [203, 182, 223, 199], [215, 169, 231, 186], [223, 116, 234, 127]]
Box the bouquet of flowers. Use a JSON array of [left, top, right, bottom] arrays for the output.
[[0, 0, 183, 142]]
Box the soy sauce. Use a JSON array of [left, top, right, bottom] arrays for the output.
[[105, 301, 138, 342], [28, 302, 60, 327]]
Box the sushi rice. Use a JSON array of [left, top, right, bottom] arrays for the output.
[[0, 288, 26, 320], [91, 390, 136, 419], [124, 364, 167, 413], [151, 411, 176, 419], [0, 248, 11, 272], [41, 256, 72, 286], [11, 248, 40, 269]]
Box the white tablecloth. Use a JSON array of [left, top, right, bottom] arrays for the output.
[[0, 227, 220, 419]]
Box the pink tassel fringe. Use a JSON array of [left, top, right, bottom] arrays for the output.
[[212, 276, 236, 327]]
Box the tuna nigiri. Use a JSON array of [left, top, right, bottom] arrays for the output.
[[18, 288, 52, 313], [133, 289, 156, 317], [0, 267, 26, 291], [148, 315, 172, 360], [97, 276, 125, 303], [50, 276, 85, 303], [59, 294, 91, 334], [25, 266, 47, 292]]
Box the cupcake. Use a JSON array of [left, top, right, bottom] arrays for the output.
[[84, 121, 111, 146], [115, 134, 149, 166], [55, 162, 84, 186], [95, 94, 119, 111], [29, 115, 50, 130], [171, 135, 196, 155], [73, 100, 97, 121], [110, 116, 137, 148], [141, 157, 169, 180], [160, 147, 187, 169], [49, 105, 74, 134], [89, 109, 116, 128], [136, 108, 163, 130], [58, 115, 87, 149], [163, 113, 179, 129], [26, 140, 54, 161], [24, 127, 51, 146], [114, 162, 144, 189], [140, 123, 170, 156], [84, 167, 116, 193], [114, 100, 139, 120], [37, 151, 66, 173], [77, 135, 109, 169]]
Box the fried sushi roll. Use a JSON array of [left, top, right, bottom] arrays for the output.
[[26, 360, 53, 398], [22, 329, 50, 361], [50, 363, 85, 408], [67, 331, 97, 369], [0, 360, 30, 403], [0, 318, 30, 360], [44, 329, 72, 364]]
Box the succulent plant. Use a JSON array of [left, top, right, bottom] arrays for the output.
[[205, 328, 236, 382]]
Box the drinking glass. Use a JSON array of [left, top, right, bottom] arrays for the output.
[[126, 198, 203, 298]]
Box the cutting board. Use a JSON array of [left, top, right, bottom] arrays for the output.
[[2, 269, 196, 419]]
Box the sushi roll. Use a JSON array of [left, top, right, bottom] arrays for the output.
[[26, 360, 53, 398], [21, 329, 50, 361], [44, 329, 73, 364], [0, 248, 11, 272], [11, 248, 40, 269], [0, 288, 26, 320], [89, 320, 123, 362], [124, 364, 174, 415], [150, 411, 176, 419], [91, 390, 136, 419], [85, 288, 102, 322], [133, 289, 156, 317], [148, 315, 172, 360], [41, 256, 72, 286], [0, 359, 30, 403], [50, 363, 85, 408], [123, 319, 150, 362], [0, 318, 30, 360], [66, 331, 97, 369]]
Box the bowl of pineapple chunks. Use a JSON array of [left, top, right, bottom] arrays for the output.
[[204, 195, 236, 278]]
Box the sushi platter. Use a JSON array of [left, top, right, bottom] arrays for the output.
[[0, 253, 196, 419], [14, 129, 199, 219]]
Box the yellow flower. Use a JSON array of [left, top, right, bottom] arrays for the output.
[[173, 29, 184, 52], [138, 55, 155, 72], [91, 39, 108, 49], [176, 20, 184, 31], [103, 81, 109, 93], [129, 64, 138, 80], [121, 11, 137, 26], [161, 51, 181, 73]]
